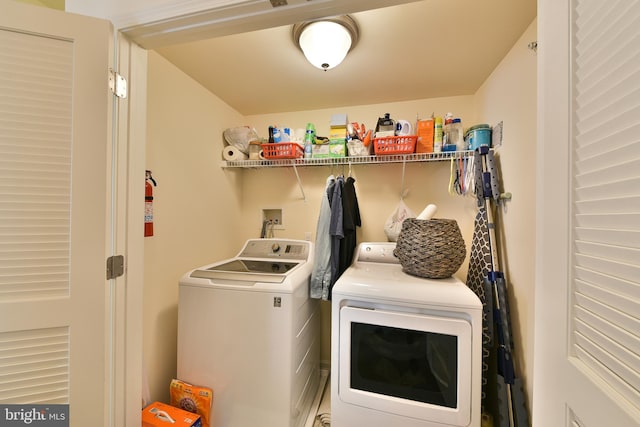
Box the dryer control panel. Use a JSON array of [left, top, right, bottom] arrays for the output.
[[356, 242, 400, 264]]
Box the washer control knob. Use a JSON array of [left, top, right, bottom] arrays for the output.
[[271, 243, 281, 253]]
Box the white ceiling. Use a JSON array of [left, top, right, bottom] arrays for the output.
[[154, 0, 537, 116]]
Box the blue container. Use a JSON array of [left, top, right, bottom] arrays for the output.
[[465, 124, 491, 150]]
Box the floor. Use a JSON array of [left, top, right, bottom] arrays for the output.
[[305, 370, 330, 427], [308, 375, 495, 427]]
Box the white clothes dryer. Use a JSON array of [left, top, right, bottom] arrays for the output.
[[331, 242, 483, 427], [178, 239, 320, 427]]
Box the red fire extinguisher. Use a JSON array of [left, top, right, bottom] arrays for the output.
[[145, 170, 156, 237]]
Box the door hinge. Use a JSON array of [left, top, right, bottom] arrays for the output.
[[106, 255, 125, 280], [109, 69, 127, 98]]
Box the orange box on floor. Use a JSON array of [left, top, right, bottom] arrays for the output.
[[170, 379, 213, 427], [142, 401, 202, 427]]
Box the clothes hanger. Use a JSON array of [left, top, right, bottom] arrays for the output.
[[449, 156, 456, 196]]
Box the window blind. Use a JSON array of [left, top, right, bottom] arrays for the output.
[[572, 0, 640, 410]]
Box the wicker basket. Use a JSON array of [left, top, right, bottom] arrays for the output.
[[393, 218, 466, 279]]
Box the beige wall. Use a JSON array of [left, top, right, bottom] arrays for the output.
[[144, 19, 537, 406], [473, 19, 537, 412], [144, 51, 246, 403], [241, 96, 481, 248], [240, 98, 479, 367]]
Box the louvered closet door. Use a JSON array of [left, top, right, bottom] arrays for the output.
[[0, 2, 113, 424], [571, 0, 640, 419], [534, 0, 640, 426]]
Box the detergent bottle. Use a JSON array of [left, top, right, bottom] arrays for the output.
[[303, 123, 315, 158]]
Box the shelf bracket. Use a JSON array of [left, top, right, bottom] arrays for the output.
[[292, 163, 306, 202], [400, 156, 408, 199]]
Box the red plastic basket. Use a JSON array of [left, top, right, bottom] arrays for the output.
[[373, 135, 417, 155], [260, 143, 304, 159]]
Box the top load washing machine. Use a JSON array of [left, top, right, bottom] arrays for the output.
[[178, 239, 320, 427], [331, 242, 483, 427]]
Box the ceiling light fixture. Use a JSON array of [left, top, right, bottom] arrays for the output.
[[292, 15, 359, 71]]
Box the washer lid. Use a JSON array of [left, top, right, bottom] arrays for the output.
[[189, 259, 300, 283]]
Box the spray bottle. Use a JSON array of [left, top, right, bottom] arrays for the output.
[[304, 123, 315, 158]]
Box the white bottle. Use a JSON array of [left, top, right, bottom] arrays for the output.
[[273, 127, 282, 143], [451, 118, 464, 151]]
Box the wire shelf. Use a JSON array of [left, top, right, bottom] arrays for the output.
[[221, 151, 473, 169]]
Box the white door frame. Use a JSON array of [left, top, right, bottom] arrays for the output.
[[70, 0, 421, 49], [112, 34, 147, 426], [533, 0, 571, 423]]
